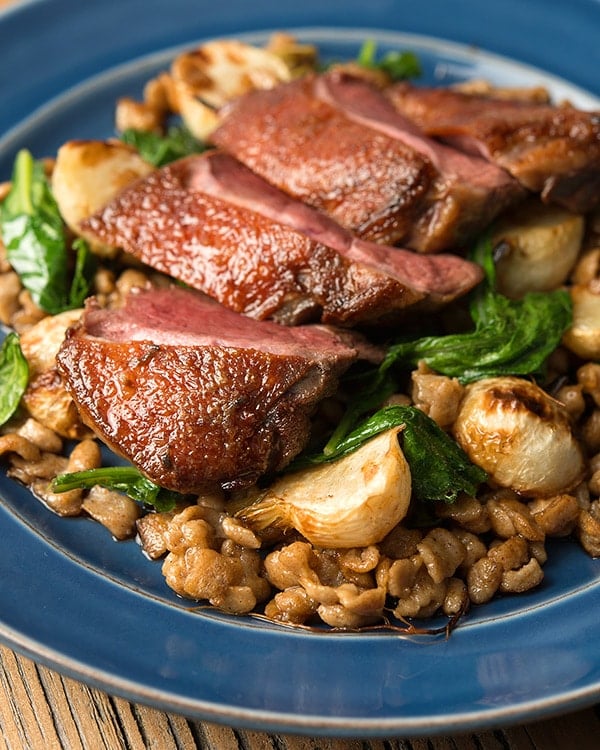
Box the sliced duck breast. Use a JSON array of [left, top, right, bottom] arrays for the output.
[[209, 73, 523, 252], [82, 151, 483, 327], [386, 82, 600, 213], [56, 285, 369, 493]]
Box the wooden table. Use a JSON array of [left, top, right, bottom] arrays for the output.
[[0, 641, 598, 749], [1, 1, 599, 747]]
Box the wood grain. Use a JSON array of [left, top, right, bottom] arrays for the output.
[[1, 1, 600, 747], [0, 645, 599, 750]]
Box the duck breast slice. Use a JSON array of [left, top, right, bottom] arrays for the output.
[[82, 151, 483, 327], [386, 82, 600, 214], [56, 285, 369, 493], [210, 73, 523, 252]]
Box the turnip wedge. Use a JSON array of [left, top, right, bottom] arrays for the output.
[[233, 427, 411, 549]]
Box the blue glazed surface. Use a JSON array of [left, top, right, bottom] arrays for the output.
[[0, 0, 600, 737]]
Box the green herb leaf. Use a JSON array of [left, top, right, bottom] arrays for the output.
[[0, 332, 29, 426], [394, 406, 487, 503], [382, 239, 572, 384], [294, 405, 486, 504], [120, 125, 206, 167], [315, 236, 570, 486], [68, 237, 97, 308], [0, 149, 95, 314], [52, 466, 187, 512], [356, 39, 421, 80]]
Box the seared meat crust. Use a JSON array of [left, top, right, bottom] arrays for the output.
[[82, 152, 483, 327], [210, 73, 523, 252], [56, 286, 364, 492], [387, 83, 600, 213]]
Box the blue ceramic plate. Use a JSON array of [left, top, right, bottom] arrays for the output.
[[1, 0, 600, 738]]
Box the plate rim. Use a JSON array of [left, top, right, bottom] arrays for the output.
[[1, 3, 600, 738], [2, 24, 599, 158]]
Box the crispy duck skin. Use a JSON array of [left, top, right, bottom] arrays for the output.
[[56, 286, 368, 493], [209, 73, 523, 252], [386, 82, 600, 213], [81, 151, 483, 327], [313, 72, 524, 251], [210, 74, 434, 248]]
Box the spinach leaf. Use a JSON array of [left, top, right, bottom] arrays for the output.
[[318, 236, 571, 468], [120, 125, 206, 167], [381, 238, 572, 384], [294, 405, 486, 503], [356, 39, 422, 80], [0, 332, 29, 426], [69, 237, 97, 309], [0, 149, 95, 314], [52, 466, 186, 512], [395, 406, 487, 503]]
